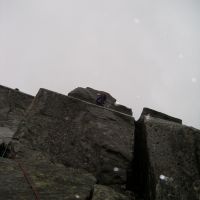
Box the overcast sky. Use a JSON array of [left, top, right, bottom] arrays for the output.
[[0, 0, 199, 128]]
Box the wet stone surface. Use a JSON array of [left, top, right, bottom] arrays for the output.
[[13, 88, 135, 185]]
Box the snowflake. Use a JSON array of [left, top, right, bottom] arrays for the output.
[[192, 77, 197, 83], [178, 53, 184, 59], [145, 114, 151, 120], [113, 167, 119, 172], [75, 194, 80, 199], [134, 18, 140, 24]]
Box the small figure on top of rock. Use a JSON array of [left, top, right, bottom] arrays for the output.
[[96, 93, 107, 106]]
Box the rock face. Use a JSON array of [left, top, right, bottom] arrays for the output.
[[13, 88, 135, 185], [132, 109, 200, 200], [68, 87, 133, 115], [92, 185, 131, 200], [1, 85, 200, 200], [0, 85, 33, 143], [139, 108, 182, 124], [0, 155, 96, 200]]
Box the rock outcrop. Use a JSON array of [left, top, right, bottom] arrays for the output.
[[0, 153, 96, 200], [132, 108, 200, 200], [68, 87, 133, 115], [139, 108, 182, 124], [0, 85, 33, 144], [13, 88, 135, 186], [0, 85, 200, 200], [92, 185, 131, 200]]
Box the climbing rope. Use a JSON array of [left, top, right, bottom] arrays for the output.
[[68, 95, 134, 119], [0, 95, 132, 199], [1, 138, 40, 200], [13, 156, 40, 200]]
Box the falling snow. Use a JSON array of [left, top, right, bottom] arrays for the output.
[[75, 194, 80, 199], [113, 167, 119, 172], [160, 175, 166, 180], [192, 78, 197, 83], [178, 53, 184, 59], [159, 175, 173, 182], [65, 116, 69, 120], [134, 18, 140, 24], [145, 114, 151, 121], [115, 101, 120, 105], [136, 95, 141, 99]]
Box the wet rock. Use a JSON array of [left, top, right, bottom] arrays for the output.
[[13, 88, 135, 185], [2, 84, 198, 200], [0, 85, 33, 142], [133, 113, 200, 200], [0, 151, 96, 200], [139, 108, 182, 124], [0, 127, 14, 144], [68, 87, 116, 106], [92, 185, 132, 200], [68, 87, 132, 115], [155, 177, 181, 200]]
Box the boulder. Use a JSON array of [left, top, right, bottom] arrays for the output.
[[139, 108, 182, 124], [68, 87, 133, 115], [0, 85, 33, 143], [68, 87, 116, 105], [92, 184, 132, 200], [133, 112, 200, 200], [13, 88, 135, 185]]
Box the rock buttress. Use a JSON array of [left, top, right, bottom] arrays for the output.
[[68, 87, 133, 115], [13, 88, 135, 186], [0, 85, 33, 150], [92, 184, 131, 200], [0, 152, 96, 200], [131, 108, 200, 200]]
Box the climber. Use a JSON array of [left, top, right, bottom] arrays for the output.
[[96, 93, 107, 106]]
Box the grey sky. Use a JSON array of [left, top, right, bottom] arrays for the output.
[[0, 0, 200, 128]]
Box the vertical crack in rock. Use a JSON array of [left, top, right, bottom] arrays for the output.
[[87, 186, 95, 200], [129, 108, 200, 200], [127, 119, 156, 200], [1, 86, 200, 200], [0, 142, 11, 158]]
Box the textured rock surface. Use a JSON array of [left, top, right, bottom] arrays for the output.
[[133, 114, 200, 200], [13, 88, 135, 185], [1, 85, 200, 200], [68, 87, 116, 106], [68, 87, 133, 115], [0, 154, 96, 200], [92, 185, 132, 200], [139, 108, 182, 124], [0, 85, 33, 143]]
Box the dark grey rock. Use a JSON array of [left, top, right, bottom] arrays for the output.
[[0, 85, 33, 143], [92, 184, 132, 200], [2, 84, 198, 200], [68, 87, 133, 115], [13, 88, 135, 185], [155, 177, 181, 200], [133, 115, 200, 200], [0, 127, 14, 144], [0, 150, 96, 200], [68, 87, 116, 105], [139, 108, 182, 124]]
